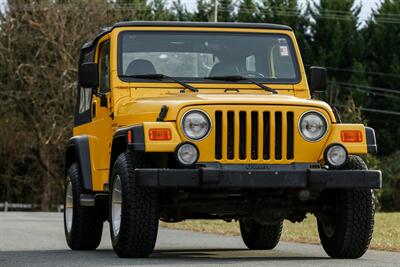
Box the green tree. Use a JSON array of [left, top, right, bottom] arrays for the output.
[[237, 0, 257, 22], [309, 0, 361, 80], [151, 0, 176, 20], [173, 0, 193, 21], [193, 0, 211, 21], [218, 0, 235, 22], [361, 0, 400, 155]]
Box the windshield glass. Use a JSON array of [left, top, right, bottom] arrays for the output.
[[118, 31, 300, 83]]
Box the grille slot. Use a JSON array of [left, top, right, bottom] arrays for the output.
[[215, 111, 222, 159], [214, 110, 295, 161], [239, 111, 246, 160], [227, 111, 234, 159], [251, 112, 258, 159], [287, 112, 294, 160], [275, 112, 282, 160], [263, 112, 270, 160]]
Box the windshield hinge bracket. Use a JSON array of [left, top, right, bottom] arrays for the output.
[[157, 105, 169, 122]]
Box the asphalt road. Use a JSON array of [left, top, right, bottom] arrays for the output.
[[0, 212, 399, 267]]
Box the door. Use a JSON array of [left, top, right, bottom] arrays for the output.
[[91, 39, 112, 171]]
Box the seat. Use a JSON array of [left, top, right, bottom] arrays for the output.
[[209, 62, 238, 77], [125, 59, 156, 75]]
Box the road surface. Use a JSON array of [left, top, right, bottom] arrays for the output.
[[0, 212, 399, 266]]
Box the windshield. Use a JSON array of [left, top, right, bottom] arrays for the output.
[[118, 31, 300, 83]]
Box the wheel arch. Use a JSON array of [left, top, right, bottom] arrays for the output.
[[65, 135, 93, 191], [110, 125, 145, 174], [110, 136, 127, 173]]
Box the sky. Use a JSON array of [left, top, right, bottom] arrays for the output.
[[301, 0, 381, 22], [0, 0, 382, 23]]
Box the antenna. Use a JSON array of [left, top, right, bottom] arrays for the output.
[[213, 0, 218, 22]]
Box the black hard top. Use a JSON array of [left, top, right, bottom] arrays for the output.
[[113, 21, 292, 30], [82, 21, 292, 49]]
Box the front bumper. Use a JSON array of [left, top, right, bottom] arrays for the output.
[[135, 166, 382, 189]]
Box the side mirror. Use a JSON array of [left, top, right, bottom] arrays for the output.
[[79, 62, 98, 88], [309, 66, 327, 93]]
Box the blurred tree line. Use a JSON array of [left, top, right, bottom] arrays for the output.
[[0, 0, 399, 210]]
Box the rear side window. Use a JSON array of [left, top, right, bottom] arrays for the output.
[[75, 46, 95, 126], [82, 49, 95, 64]]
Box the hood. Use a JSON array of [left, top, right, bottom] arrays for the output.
[[115, 92, 334, 122]]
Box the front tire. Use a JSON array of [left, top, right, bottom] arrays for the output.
[[109, 152, 159, 258], [64, 163, 103, 250], [239, 219, 283, 250], [317, 156, 375, 258]]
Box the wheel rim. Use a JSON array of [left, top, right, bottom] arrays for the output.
[[111, 175, 122, 237], [321, 220, 336, 238], [320, 192, 337, 238], [243, 220, 253, 232], [65, 180, 73, 234]]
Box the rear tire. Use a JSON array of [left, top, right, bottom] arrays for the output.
[[64, 163, 103, 250], [240, 219, 283, 250], [109, 152, 159, 258], [317, 156, 375, 258]]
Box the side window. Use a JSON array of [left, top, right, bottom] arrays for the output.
[[78, 87, 92, 114], [75, 47, 95, 125], [98, 40, 110, 93], [78, 49, 95, 115], [82, 49, 95, 64]]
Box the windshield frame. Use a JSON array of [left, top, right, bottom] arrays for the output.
[[117, 30, 302, 85]]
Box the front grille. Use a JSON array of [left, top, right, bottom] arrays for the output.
[[215, 110, 295, 161]]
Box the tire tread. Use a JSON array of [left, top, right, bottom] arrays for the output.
[[110, 152, 159, 258], [64, 163, 103, 250], [318, 156, 375, 258], [240, 219, 283, 250]]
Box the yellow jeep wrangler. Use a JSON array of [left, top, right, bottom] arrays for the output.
[[64, 21, 381, 259]]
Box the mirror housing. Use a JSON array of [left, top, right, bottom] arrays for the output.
[[309, 66, 327, 93], [79, 62, 98, 88]]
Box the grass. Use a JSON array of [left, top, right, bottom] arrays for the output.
[[160, 212, 400, 252]]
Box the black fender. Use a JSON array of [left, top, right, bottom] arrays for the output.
[[365, 127, 377, 154], [110, 125, 145, 171], [113, 125, 145, 151], [65, 135, 92, 191]]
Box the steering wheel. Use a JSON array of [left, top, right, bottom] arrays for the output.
[[237, 71, 265, 78]]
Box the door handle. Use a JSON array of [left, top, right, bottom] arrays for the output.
[[92, 101, 97, 118]]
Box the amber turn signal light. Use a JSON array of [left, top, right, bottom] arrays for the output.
[[341, 130, 362, 142], [127, 130, 133, 143], [149, 128, 172, 140]]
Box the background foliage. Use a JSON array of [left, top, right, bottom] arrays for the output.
[[0, 0, 399, 210]]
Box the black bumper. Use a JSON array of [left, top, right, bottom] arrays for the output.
[[135, 168, 382, 189]]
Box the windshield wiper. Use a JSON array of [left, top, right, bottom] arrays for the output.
[[119, 73, 198, 92], [205, 75, 278, 94]]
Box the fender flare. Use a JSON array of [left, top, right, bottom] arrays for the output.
[[65, 135, 92, 191], [109, 125, 145, 172], [113, 124, 145, 151], [365, 127, 377, 154]]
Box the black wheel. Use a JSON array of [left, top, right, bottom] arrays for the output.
[[239, 219, 283, 250], [317, 155, 375, 258], [64, 163, 103, 250], [109, 152, 159, 258]]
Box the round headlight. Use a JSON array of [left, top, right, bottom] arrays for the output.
[[176, 143, 199, 166], [299, 111, 328, 142], [181, 110, 211, 140], [325, 144, 347, 167]]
